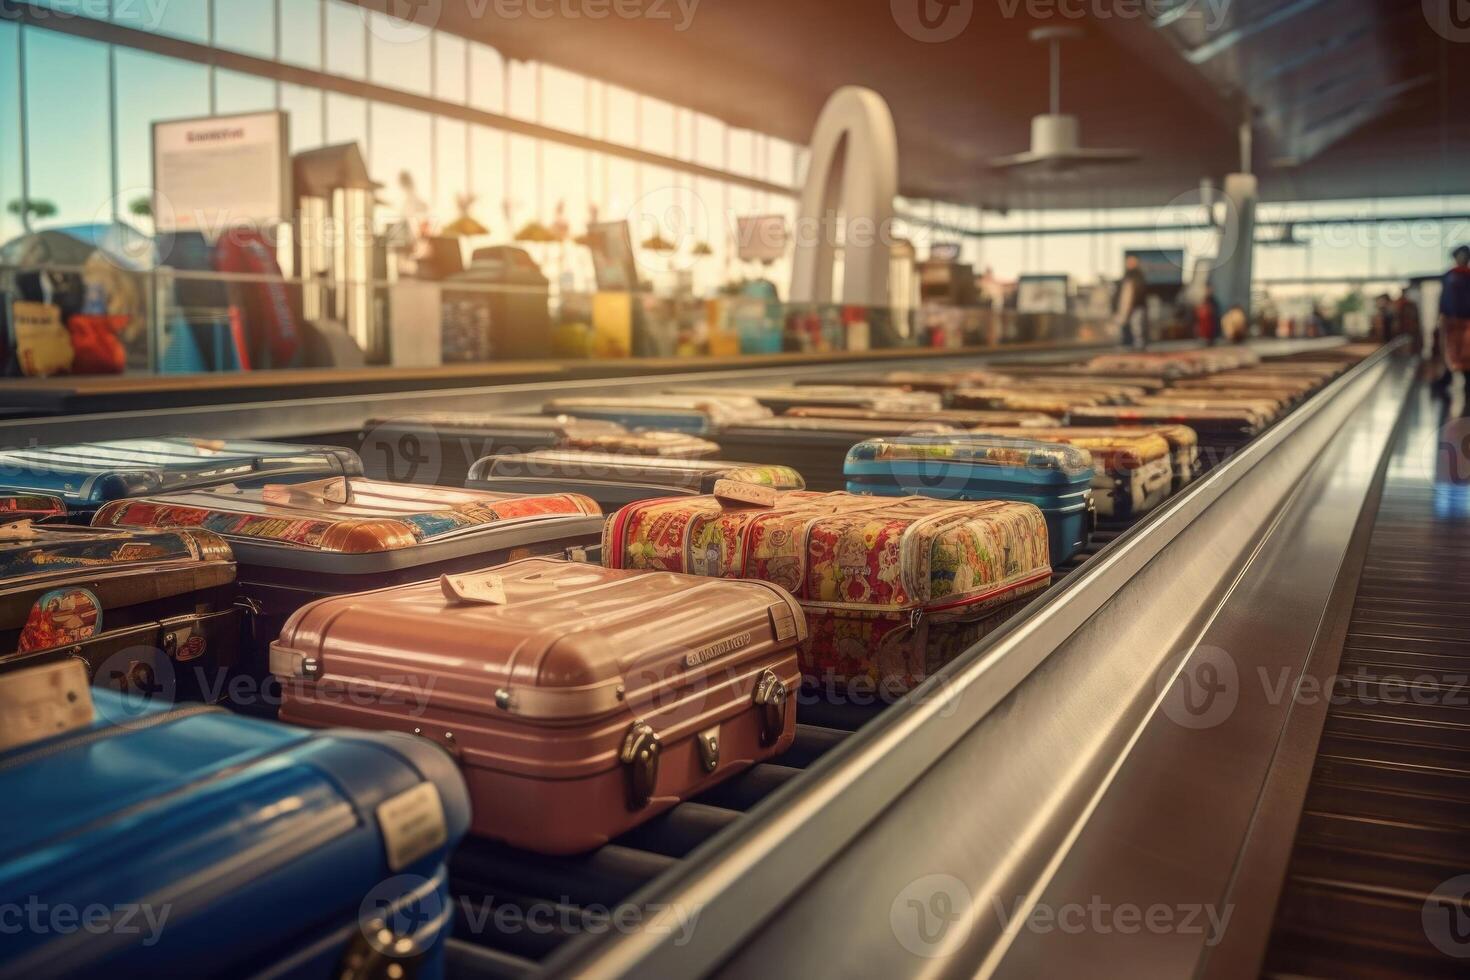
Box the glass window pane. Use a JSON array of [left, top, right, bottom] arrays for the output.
[[213, 0, 276, 59], [368, 11, 431, 95], [369, 103, 433, 232], [469, 125, 505, 235], [639, 96, 675, 157], [281, 83, 324, 154], [586, 81, 606, 141], [0, 22, 21, 243], [324, 0, 365, 79], [468, 42, 504, 114], [115, 0, 208, 42], [694, 113, 724, 171], [674, 107, 694, 162], [279, 0, 323, 69], [325, 91, 367, 149], [506, 134, 539, 225], [506, 60, 537, 122], [214, 69, 277, 115], [24, 31, 111, 226], [113, 49, 211, 230], [727, 128, 755, 177], [768, 137, 795, 188], [605, 84, 637, 147], [540, 64, 586, 136], [434, 118, 468, 228], [433, 32, 466, 104]]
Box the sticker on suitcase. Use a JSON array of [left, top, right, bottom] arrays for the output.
[[18, 587, 102, 653]]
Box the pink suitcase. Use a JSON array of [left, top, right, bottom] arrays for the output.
[[270, 557, 804, 855]]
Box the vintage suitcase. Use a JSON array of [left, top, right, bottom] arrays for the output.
[[1067, 405, 1265, 471], [795, 370, 1016, 395], [0, 522, 239, 704], [91, 478, 605, 706], [950, 387, 1105, 416], [972, 427, 1176, 521], [0, 438, 362, 518], [0, 660, 470, 978], [992, 366, 1171, 392], [604, 491, 1052, 696], [1171, 374, 1318, 399], [359, 413, 719, 486], [785, 405, 1060, 428], [666, 385, 942, 415], [713, 416, 964, 492], [844, 436, 1094, 565], [467, 449, 805, 509], [0, 493, 66, 524], [543, 395, 771, 435], [271, 557, 803, 855], [1136, 392, 1286, 422]]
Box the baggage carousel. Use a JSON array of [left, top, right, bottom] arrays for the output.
[[2, 337, 1450, 978]]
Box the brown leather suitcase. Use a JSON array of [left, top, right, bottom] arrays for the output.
[[271, 557, 804, 854]]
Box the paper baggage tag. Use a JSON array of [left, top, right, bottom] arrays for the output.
[[441, 573, 508, 606], [0, 661, 95, 754], [376, 782, 448, 872], [263, 477, 352, 506], [713, 480, 777, 508], [0, 520, 40, 542]]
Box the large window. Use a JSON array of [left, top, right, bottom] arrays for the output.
[[279, 0, 323, 70], [23, 31, 112, 227], [212, 0, 276, 59], [323, 1, 366, 79], [0, 21, 20, 243], [113, 49, 211, 231]]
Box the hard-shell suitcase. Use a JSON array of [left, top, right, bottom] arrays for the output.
[[844, 435, 1094, 565], [543, 395, 771, 435], [785, 405, 1059, 428], [467, 449, 805, 509], [973, 427, 1176, 521], [0, 493, 66, 524], [793, 370, 1014, 395], [1172, 374, 1317, 400], [604, 492, 1052, 696], [0, 522, 239, 704], [950, 387, 1104, 416], [1067, 405, 1264, 470], [0, 660, 470, 979], [1136, 392, 1285, 422], [270, 557, 804, 855], [91, 478, 605, 706], [992, 365, 1171, 392], [0, 438, 362, 518], [666, 385, 942, 415], [359, 414, 719, 487], [712, 416, 964, 492]]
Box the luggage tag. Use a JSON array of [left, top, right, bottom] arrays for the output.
[[713, 480, 778, 509], [0, 660, 95, 754], [262, 477, 353, 506], [441, 572, 508, 606]]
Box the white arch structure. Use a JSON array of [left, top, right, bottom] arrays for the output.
[[789, 86, 899, 307]]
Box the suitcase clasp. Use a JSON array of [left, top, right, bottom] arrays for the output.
[[752, 669, 788, 746], [619, 721, 662, 810], [696, 725, 721, 773]]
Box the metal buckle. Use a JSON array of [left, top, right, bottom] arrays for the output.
[[619, 721, 662, 810], [752, 669, 788, 746], [696, 725, 721, 773]]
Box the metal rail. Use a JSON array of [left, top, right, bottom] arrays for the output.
[[541, 341, 1410, 978]]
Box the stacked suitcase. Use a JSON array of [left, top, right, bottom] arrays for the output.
[[542, 394, 771, 434]]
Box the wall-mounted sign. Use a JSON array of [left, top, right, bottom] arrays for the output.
[[736, 215, 790, 263], [1016, 274, 1070, 315], [152, 111, 290, 235]]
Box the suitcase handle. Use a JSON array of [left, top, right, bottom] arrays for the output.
[[753, 668, 788, 746], [262, 476, 354, 506]]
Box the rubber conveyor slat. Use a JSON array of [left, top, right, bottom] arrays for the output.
[[1263, 393, 1470, 980]]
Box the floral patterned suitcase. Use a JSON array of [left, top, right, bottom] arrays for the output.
[[603, 491, 1052, 697], [360, 413, 720, 486], [91, 478, 604, 710], [467, 449, 805, 509], [271, 557, 804, 855], [0, 522, 239, 703]]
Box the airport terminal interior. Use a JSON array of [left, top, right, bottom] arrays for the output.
[[1, 1, 1469, 977]]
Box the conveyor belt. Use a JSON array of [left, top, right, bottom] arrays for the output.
[[1263, 390, 1470, 979]]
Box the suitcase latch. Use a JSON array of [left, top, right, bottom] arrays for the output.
[[619, 721, 662, 810], [696, 725, 720, 773], [752, 669, 788, 746]]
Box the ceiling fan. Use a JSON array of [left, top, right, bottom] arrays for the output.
[[989, 26, 1141, 174]]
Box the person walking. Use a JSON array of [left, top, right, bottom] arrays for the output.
[[1433, 245, 1470, 397], [1195, 284, 1221, 345], [1116, 255, 1149, 350]]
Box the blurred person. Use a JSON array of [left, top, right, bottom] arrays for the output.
[[1393, 288, 1423, 355], [1432, 245, 1470, 397], [1371, 293, 1395, 343], [1194, 284, 1221, 345], [1222, 305, 1248, 344], [1115, 255, 1149, 350]]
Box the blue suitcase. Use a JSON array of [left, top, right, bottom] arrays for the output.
[[0, 438, 362, 518], [844, 435, 1096, 565], [0, 660, 471, 979]]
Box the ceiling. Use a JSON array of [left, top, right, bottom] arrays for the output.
[[357, 0, 1468, 209]]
